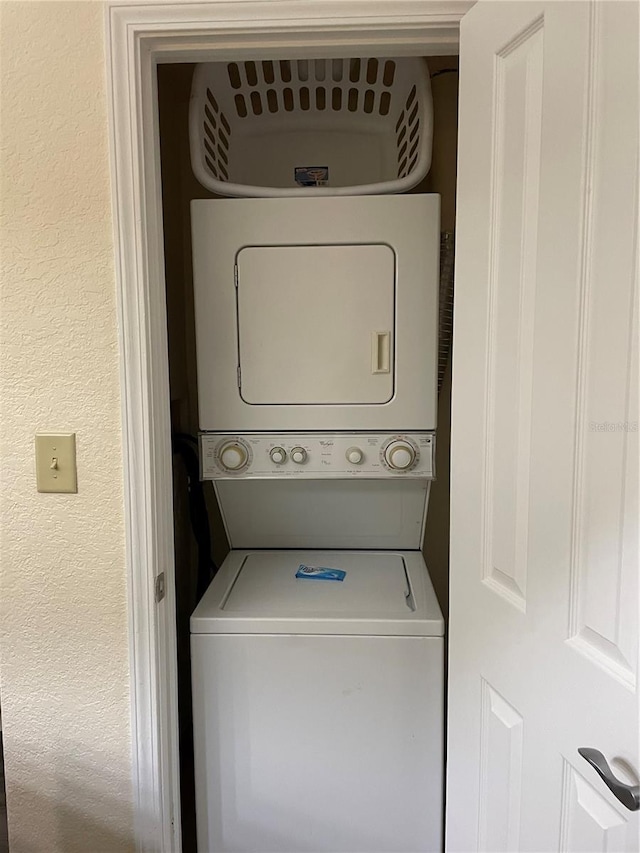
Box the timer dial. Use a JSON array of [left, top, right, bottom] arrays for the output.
[[217, 440, 250, 472], [383, 439, 418, 471]]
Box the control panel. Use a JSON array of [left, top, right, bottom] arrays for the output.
[[200, 433, 435, 480]]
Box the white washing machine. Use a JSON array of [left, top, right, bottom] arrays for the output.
[[191, 433, 444, 853], [191, 549, 444, 853], [191, 194, 440, 433], [190, 192, 443, 851]]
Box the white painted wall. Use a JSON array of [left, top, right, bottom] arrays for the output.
[[0, 3, 134, 851]]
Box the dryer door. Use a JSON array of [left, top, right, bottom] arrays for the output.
[[192, 194, 439, 431], [237, 244, 394, 405]]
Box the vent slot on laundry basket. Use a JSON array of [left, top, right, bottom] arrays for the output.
[[189, 57, 433, 197]]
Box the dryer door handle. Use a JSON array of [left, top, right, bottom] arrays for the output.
[[372, 331, 391, 374]]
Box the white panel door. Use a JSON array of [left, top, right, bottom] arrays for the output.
[[448, 1, 639, 850]]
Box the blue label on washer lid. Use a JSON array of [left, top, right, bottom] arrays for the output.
[[296, 564, 346, 581], [294, 166, 329, 187]]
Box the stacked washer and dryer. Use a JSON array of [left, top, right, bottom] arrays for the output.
[[188, 59, 444, 853]]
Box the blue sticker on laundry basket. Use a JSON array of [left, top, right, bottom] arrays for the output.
[[296, 564, 346, 582], [294, 166, 329, 187]]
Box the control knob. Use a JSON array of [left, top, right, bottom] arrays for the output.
[[269, 447, 286, 464], [218, 441, 249, 471], [346, 447, 364, 465], [291, 447, 307, 464], [384, 439, 417, 471]]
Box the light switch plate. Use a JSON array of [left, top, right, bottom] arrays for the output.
[[35, 433, 77, 493]]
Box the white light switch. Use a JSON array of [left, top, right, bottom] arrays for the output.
[[35, 433, 77, 493]]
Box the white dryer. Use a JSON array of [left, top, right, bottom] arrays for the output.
[[191, 194, 440, 433], [191, 549, 444, 853]]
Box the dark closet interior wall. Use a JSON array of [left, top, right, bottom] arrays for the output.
[[158, 57, 458, 851], [421, 57, 459, 621], [158, 63, 224, 853]]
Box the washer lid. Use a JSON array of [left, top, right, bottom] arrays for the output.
[[191, 550, 444, 637], [225, 552, 410, 614]]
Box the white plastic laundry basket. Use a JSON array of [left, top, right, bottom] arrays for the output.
[[189, 58, 433, 197]]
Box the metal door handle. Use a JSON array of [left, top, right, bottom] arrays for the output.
[[578, 748, 640, 811]]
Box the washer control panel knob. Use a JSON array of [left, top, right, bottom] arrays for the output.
[[269, 446, 286, 464], [346, 447, 364, 464], [291, 447, 307, 464], [383, 439, 418, 471], [218, 440, 249, 471]]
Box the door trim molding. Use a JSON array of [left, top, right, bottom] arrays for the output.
[[104, 2, 470, 849]]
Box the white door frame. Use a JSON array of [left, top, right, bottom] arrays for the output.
[[105, 2, 472, 849]]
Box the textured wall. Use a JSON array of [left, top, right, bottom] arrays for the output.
[[0, 3, 134, 851]]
